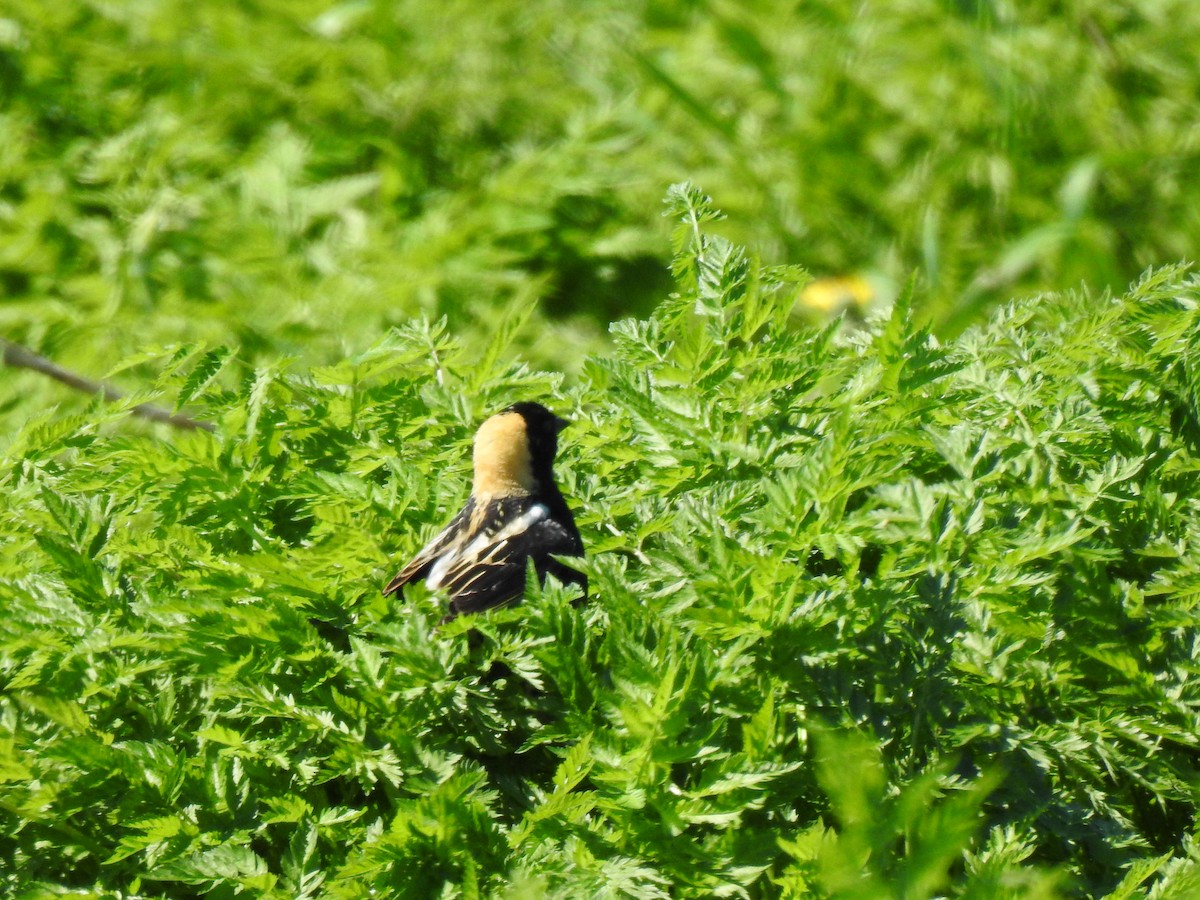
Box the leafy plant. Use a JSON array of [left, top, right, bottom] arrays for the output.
[[5, 0, 1200, 438], [3, 186, 1200, 897]]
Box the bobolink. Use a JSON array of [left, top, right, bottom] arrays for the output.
[[383, 401, 586, 622]]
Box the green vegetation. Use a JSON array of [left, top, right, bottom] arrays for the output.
[[3, 0, 1200, 397], [4, 185, 1200, 897], [4, 1, 1200, 897]]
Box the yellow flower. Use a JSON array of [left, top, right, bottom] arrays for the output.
[[797, 275, 874, 316]]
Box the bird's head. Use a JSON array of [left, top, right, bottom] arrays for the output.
[[472, 402, 569, 497]]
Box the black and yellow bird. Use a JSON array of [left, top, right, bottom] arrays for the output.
[[383, 402, 586, 622]]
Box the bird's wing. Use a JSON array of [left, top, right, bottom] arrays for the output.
[[438, 504, 582, 616], [382, 498, 476, 597]]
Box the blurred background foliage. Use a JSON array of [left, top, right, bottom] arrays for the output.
[[2, 0, 1200, 411]]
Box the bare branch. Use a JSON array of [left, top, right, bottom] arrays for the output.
[[2, 339, 217, 433]]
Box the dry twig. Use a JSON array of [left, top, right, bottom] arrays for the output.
[[2, 339, 216, 433]]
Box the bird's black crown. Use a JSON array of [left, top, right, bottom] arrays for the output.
[[503, 401, 569, 474], [504, 401, 568, 434]]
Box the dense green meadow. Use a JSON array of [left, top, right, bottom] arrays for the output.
[[4, 1, 1200, 897]]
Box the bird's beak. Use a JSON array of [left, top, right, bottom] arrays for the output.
[[554, 415, 571, 434]]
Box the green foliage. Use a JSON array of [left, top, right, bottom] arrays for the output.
[[4, 0, 1200, 433], [4, 187, 1200, 896]]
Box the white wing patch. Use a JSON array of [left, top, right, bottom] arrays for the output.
[[426, 503, 549, 590]]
